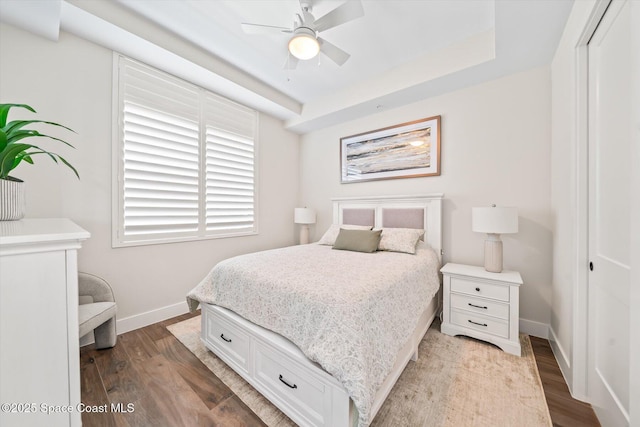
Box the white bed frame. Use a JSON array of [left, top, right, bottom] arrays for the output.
[[200, 194, 444, 427]]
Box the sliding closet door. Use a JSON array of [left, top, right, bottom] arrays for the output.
[[587, 0, 631, 425]]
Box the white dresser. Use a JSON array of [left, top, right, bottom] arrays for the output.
[[0, 219, 90, 427], [440, 263, 522, 356]]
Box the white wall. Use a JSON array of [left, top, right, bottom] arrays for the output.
[[299, 66, 553, 333], [0, 23, 300, 329], [631, 3, 640, 423]]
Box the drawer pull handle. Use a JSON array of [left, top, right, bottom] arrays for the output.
[[468, 303, 488, 310], [475, 287, 481, 292], [220, 333, 232, 343], [468, 320, 488, 327], [279, 374, 298, 389]]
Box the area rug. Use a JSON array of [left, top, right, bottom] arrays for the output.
[[167, 316, 552, 427]]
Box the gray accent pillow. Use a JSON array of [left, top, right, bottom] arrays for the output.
[[332, 229, 382, 253]]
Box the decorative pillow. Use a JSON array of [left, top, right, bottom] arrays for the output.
[[377, 227, 425, 254], [317, 224, 373, 245], [332, 229, 382, 253]]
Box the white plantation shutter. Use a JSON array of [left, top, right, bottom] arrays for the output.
[[204, 93, 256, 234], [114, 56, 258, 246]]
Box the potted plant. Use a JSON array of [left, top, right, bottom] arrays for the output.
[[0, 103, 78, 220]]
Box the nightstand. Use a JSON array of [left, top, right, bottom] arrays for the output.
[[440, 263, 522, 356]]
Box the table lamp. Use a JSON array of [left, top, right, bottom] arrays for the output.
[[472, 205, 518, 273], [294, 207, 316, 244]]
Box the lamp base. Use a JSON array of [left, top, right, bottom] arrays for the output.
[[484, 234, 503, 273], [299, 225, 310, 245]]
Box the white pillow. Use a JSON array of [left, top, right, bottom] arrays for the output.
[[317, 224, 373, 245], [377, 227, 425, 254]]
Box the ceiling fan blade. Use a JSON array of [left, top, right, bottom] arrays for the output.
[[318, 37, 350, 66], [312, 0, 364, 32], [241, 22, 292, 35], [283, 55, 299, 70]]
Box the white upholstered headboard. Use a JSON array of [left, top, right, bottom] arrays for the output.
[[332, 194, 444, 260]]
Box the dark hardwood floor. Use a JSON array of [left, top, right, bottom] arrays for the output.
[[80, 312, 600, 427], [80, 311, 265, 427], [530, 337, 601, 427]]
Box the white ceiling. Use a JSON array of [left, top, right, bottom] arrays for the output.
[[0, 0, 575, 133], [113, 0, 574, 132], [117, 0, 496, 104]]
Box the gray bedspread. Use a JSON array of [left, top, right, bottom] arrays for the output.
[[187, 241, 440, 426]]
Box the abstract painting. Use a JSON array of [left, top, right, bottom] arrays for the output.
[[340, 116, 441, 183]]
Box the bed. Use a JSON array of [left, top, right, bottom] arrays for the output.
[[187, 194, 443, 427]]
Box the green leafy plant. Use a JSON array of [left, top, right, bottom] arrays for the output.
[[0, 103, 78, 181]]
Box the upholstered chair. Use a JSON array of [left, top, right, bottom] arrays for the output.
[[78, 272, 117, 349]]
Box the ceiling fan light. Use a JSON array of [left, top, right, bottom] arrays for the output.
[[288, 28, 319, 60]]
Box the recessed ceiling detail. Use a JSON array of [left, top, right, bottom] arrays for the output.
[[117, 0, 497, 104], [112, 0, 572, 133], [1, 0, 574, 133]]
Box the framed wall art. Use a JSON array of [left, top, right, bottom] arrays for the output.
[[340, 115, 441, 183]]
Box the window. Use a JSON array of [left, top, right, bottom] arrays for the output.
[[112, 55, 258, 247]]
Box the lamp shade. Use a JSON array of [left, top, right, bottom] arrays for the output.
[[294, 207, 316, 225], [472, 206, 518, 234]]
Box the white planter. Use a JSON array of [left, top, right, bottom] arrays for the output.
[[0, 178, 26, 221]]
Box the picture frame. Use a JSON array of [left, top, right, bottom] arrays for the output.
[[340, 115, 441, 184]]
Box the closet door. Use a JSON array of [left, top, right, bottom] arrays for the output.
[[587, 0, 631, 425]]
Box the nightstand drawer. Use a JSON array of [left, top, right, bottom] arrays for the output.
[[450, 309, 509, 338], [450, 277, 509, 302], [450, 293, 509, 320]]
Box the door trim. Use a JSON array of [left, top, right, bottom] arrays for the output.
[[566, 0, 611, 402]]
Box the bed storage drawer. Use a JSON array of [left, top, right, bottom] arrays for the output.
[[202, 306, 251, 374], [200, 304, 356, 427], [254, 342, 327, 426], [450, 277, 509, 302]]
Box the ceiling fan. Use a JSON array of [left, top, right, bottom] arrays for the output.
[[241, 0, 364, 69]]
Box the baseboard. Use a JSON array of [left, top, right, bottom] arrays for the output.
[[548, 326, 573, 384], [81, 309, 550, 347], [547, 326, 590, 403], [117, 301, 190, 334], [79, 332, 94, 347], [519, 318, 549, 339]]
